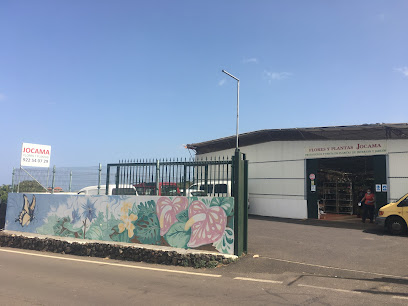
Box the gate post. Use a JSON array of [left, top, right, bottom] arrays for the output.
[[11, 168, 15, 193], [115, 166, 120, 192], [106, 165, 111, 195], [97, 163, 102, 195], [156, 160, 160, 195], [51, 166, 56, 194], [233, 149, 248, 256], [183, 164, 187, 196], [69, 171, 73, 192]]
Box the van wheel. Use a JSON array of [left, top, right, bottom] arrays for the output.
[[387, 217, 407, 235]]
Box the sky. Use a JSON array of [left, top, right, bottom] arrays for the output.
[[1, 0, 408, 185]]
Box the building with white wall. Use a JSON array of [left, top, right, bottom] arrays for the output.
[[187, 123, 408, 219]]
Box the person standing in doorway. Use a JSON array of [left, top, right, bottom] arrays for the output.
[[357, 189, 365, 218], [360, 189, 376, 223]]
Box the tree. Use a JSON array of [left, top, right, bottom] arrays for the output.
[[13, 180, 47, 193], [0, 185, 11, 204]]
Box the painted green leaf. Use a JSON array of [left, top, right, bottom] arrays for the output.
[[110, 225, 131, 243], [132, 202, 138, 215], [189, 196, 199, 203], [176, 209, 189, 222], [164, 222, 191, 249], [227, 216, 234, 230], [200, 197, 211, 207], [213, 227, 234, 255], [137, 200, 156, 216], [52, 217, 83, 238], [86, 223, 103, 240], [210, 197, 234, 216], [102, 216, 120, 241], [85, 212, 105, 240], [37, 215, 60, 235], [135, 214, 161, 245]]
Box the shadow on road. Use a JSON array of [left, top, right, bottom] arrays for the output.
[[308, 274, 408, 297], [248, 214, 406, 237]]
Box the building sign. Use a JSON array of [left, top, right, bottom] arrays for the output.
[[21, 143, 51, 168], [305, 141, 387, 159]]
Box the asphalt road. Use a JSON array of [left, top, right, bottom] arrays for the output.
[[1, 217, 408, 305]]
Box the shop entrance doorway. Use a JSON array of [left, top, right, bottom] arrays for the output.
[[317, 156, 373, 221], [306, 155, 387, 220]]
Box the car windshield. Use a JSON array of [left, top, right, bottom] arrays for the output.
[[396, 193, 408, 202]]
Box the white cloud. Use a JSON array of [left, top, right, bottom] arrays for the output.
[[0, 93, 6, 101], [264, 70, 292, 82], [395, 67, 408, 77], [218, 79, 226, 86], [243, 58, 258, 64]]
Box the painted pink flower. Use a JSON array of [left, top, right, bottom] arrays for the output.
[[156, 197, 188, 235], [185, 200, 227, 248]]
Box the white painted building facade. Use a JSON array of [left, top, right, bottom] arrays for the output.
[[188, 124, 408, 219]]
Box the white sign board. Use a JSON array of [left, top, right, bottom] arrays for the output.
[[21, 143, 51, 168], [375, 184, 382, 192], [382, 184, 388, 192], [305, 140, 387, 159]]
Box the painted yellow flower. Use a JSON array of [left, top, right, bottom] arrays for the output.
[[118, 213, 138, 238], [120, 202, 132, 214]]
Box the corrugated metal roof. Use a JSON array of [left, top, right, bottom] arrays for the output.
[[186, 123, 408, 154]]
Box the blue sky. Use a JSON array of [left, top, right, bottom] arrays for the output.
[[1, 1, 407, 185]]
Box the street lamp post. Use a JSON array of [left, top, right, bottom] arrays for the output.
[[222, 69, 240, 151]]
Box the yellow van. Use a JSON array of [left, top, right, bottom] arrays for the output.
[[377, 193, 408, 235]]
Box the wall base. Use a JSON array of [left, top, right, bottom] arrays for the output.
[[0, 231, 237, 269], [248, 197, 308, 219]]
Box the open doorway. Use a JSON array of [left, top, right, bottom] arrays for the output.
[[316, 156, 374, 221]]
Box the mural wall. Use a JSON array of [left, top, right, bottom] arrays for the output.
[[5, 194, 234, 254]]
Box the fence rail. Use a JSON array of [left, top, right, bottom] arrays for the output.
[[107, 157, 233, 197], [11, 157, 234, 197], [11, 164, 113, 193]]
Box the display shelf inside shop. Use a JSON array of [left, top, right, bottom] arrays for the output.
[[322, 182, 353, 214]]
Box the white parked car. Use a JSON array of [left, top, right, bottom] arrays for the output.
[[78, 184, 138, 196], [185, 181, 231, 197]]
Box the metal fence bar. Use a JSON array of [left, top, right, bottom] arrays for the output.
[[106, 158, 233, 197]]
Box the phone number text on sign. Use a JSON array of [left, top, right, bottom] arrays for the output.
[[21, 143, 51, 168], [21, 158, 49, 164]]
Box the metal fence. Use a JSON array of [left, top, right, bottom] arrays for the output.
[[11, 164, 114, 193], [106, 157, 233, 197], [11, 157, 234, 196]]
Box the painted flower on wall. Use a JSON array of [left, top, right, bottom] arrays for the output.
[[120, 202, 132, 214], [185, 200, 227, 248], [118, 213, 138, 238], [71, 208, 80, 224], [82, 199, 97, 222], [156, 197, 188, 235]]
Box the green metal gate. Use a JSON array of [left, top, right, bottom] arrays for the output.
[[106, 150, 248, 256]]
